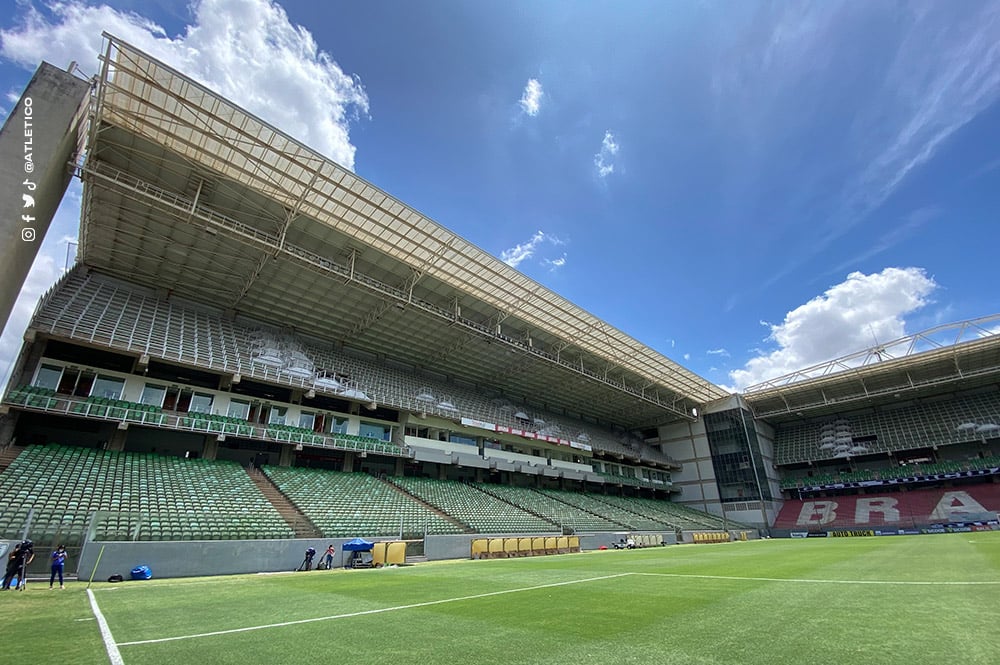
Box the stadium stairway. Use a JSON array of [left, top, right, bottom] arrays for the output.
[[0, 444, 24, 473], [246, 467, 323, 539], [382, 478, 474, 533]]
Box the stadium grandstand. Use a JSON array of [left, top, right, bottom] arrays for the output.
[[1, 36, 998, 577], [745, 316, 1000, 535]]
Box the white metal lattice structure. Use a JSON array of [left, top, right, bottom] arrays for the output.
[[744, 314, 1000, 420], [76, 34, 725, 429]]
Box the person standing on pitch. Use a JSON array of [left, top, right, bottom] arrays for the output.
[[49, 544, 67, 589], [324, 544, 336, 570], [2, 540, 34, 590]]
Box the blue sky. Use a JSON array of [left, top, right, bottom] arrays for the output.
[[1, 0, 998, 393]]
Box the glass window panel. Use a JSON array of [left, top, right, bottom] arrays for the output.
[[140, 384, 166, 407], [34, 364, 62, 391], [227, 399, 250, 420], [329, 417, 348, 434], [359, 422, 390, 441], [91, 375, 124, 400], [190, 393, 214, 414], [298, 411, 315, 430], [269, 406, 287, 425]]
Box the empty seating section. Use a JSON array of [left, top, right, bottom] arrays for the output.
[[0, 445, 293, 544], [263, 424, 394, 454], [535, 489, 669, 530], [593, 495, 738, 530], [26, 270, 673, 465], [263, 466, 465, 537], [390, 477, 557, 533], [773, 485, 1000, 530], [4, 385, 400, 458], [181, 412, 253, 436], [5, 385, 58, 409], [474, 484, 624, 532], [773, 392, 1000, 465], [780, 455, 1000, 489]]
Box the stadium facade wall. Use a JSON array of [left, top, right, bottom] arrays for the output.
[[657, 396, 783, 528], [76, 537, 384, 580], [68, 532, 685, 580]]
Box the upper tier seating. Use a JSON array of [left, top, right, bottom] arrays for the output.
[[773, 392, 1000, 465], [780, 456, 1000, 489], [23, 269, 675, 466]]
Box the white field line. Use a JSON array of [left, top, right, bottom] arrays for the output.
[[633, 572, 1000, 586], [115, 569, 1000, 649], [87, 589, 125, 665], [117, 572, 632, 647]]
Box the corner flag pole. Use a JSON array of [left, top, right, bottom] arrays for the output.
[[87, 545, 106, 589]]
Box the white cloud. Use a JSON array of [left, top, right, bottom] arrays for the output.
[[519, 78, 543, 116], [706, 348, 730, 357], [594, 130, 619, 177], [0, 0, 369, 170], [542, 253, 567, 271], [730, 267, 937, 390], [499, 230, 566, 269], [683, 353, 690, 361], [0, 1, 369, 386]]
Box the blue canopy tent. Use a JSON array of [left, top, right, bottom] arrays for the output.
[[341, 538, 374, 568]]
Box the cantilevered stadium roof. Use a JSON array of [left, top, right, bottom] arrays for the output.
[[72, 34, 726, 428], [744, 315, 1000, 422]]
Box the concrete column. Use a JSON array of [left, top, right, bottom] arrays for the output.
[[0, 411, 20, 447], [343, 451, 355, 473], [394, 457, 404, 476], [278, 444, 294, 467], [0, 63, 90, 334], [202, 437, 218, 460], [108, 427, 127, 451]]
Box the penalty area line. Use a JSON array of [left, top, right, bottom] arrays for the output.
[[117, 572, 632, 647], [87, 589, 125, 665], [633, 572, 1000, 586]]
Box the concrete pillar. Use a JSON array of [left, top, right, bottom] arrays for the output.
[[279, 444, 294, 467], [343, 451, 355, 473], [202, 437, 218, 460], [0, 63, 90, 333], [0, 411, 20, 447], [394, 457, 404, 476], [108, 426, 127, 451]]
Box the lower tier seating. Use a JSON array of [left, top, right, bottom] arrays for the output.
[[0, 444, 293, 544], [263, 466, 466, 537]]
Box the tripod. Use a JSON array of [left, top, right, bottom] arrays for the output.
[[15, 556, 27, 591], [296, 555, 314, 571], [2, 555, 28, 591]]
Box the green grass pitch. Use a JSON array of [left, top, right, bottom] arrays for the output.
[[3, 533, 999, 664]]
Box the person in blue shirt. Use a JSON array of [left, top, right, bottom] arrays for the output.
[[49, 544, 67, 589]]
